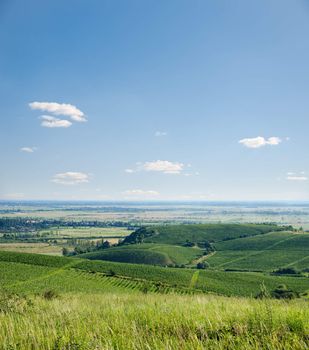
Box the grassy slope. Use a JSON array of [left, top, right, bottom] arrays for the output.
[[80, 243, 201, 266], [0, 251, 308, 297], [140, 224, 283, 245], [81, 248, 173, 265], [0, 292, 308, 350], [208, 231, 309, 271]]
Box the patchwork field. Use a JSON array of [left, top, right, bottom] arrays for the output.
[[0, 242, 63, 255]]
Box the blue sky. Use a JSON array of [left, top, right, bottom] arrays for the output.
[[0, 0, 308, 201]]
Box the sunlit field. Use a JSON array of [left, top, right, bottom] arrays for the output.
[[0, 292, 308, 350]]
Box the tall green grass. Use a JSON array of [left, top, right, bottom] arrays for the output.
[[0, 292, 308, 350]]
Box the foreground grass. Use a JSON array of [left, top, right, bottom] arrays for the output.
[[0, 292, 308, 350]]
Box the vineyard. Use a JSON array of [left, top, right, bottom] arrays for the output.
[[208, 231, 309, 272], [0, 250, 308, 298]]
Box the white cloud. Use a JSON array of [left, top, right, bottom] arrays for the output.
[[142, 160, 184, 174], [123, 189, 160, 197], [266, 137, 282, 146], [29, 101, 86, 122], [52, 172, 90, 185], [239, 136, 282, 148], [40, 115, 72, 128], [20, 147, 36, 153], [286, 176, 308, 181], [155, 131, 167, 137], [125, 160, 191, 175]]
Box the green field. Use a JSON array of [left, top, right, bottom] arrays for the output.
[[39, 226, 130, 238]]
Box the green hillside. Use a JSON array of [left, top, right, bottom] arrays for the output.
[[1, 248, 308, 349], [123, 223, 285, 246], [80, 243, 201, 266], [207, 231, 309, 272], [0, 250, 308, 298]]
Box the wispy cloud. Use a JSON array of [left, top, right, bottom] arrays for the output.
[[239, 136, 282, 148], [286, 172, 307, 181], [29, 101, 86, 122], [122, 189, 160, 198], [125, 160, 197, 175], [155, 131, 167, 137], [40, 115, 72, 128], [20, 147, 37, 153], [286, 176, 308, 181], [52, 172, 90, 185]]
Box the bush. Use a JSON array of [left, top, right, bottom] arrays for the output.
[[271, 285, 299, 299], [106, 269, 116, 276], [0, 293, 32, 313], [197, 262, 210, 270], [42, 289, 59, 300], [273, 267, 299, 275]]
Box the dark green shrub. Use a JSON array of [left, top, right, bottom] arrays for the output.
[[43, 289, 59, 300], [273, 267, 299, 275], [197, 262, 210, 270], [271, 285, 299, 299]]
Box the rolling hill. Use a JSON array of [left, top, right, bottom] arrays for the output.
[[122, 223, 286, 246], [80, 243, 202, 266]]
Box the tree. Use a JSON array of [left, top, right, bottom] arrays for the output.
[[196, 262, 210, 270], [273, 267, 299, 275], [102, 240, 111, 249], [62, 247, 69, 256]]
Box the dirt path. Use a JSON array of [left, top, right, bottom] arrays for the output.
[[189, 270, 199, 288], [190, 251, 216, 266]]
